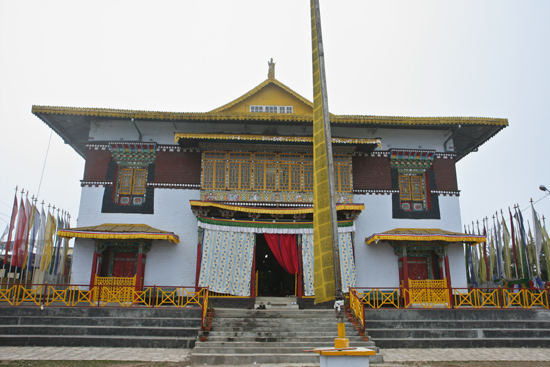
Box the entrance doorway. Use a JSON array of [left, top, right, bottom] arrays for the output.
[[255, 234, 295, 296], [407, 257, 430, 280]]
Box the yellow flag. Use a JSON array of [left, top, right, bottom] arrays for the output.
[[311, 0, 338, 304], [41, 212, 56, 271]]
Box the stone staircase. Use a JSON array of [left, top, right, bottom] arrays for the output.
[[192, 308, 382, 365], [365, 308, 550, 348], [0, 306, 202, 348]]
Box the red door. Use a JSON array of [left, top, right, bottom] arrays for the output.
[[112, 252, 136, 278], [407, 257, 429, 280]]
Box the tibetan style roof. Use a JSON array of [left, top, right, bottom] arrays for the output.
[[57, 224, 179, 243], [32, 76, 507, 161], [365, 228, 486, 245]]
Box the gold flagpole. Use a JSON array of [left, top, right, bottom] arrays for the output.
[[310, 0, 348, 348]]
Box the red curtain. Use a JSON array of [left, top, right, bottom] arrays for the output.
[[264, 234, 298, 274]]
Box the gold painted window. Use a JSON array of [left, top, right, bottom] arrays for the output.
[[279, 154, 302, 191], [227, 152, 252, 190], [303, 155, 314, 192], [118, 168, 147, 195], [201, 151, 351, 193], [334, 155, 352, 192], [399, 174, 425, 202], [202, 152, 227, 190], [253, 153, 278, 191]]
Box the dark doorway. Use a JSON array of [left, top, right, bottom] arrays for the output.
[[255, 234, 295, 296]]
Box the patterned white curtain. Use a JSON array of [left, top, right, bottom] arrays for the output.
[[198, 229, 255, 296], [301, 232, 356, 296]]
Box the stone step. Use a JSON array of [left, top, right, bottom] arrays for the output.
[[0, 306, 202, 318], [362, 308, 550, 321], [207, 330, 366, 338], [373, 337, 550, 349], [0, 325, 200, 337], [365, 320, 550, 329], [368, 327, 550, 339], [191, 306, 380, 365], [204, 336, 372, 345], [0, 316, 201, 328], [192, 352, 384, 365], [193, 346, 374, 354], [0, 334, 197, 348], [0, 306, 203, 349], [194, 341, 377, 349], [212, 318, 343, 325], [210, 326, 360, 332], [213, 309, 335, 318], [254, 297, 299, 309], [367, 328, 479, 339]]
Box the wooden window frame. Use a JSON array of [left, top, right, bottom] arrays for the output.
[[201, 151, 351, 193]]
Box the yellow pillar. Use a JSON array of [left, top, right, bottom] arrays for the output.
[[334, 322, 349, 349]]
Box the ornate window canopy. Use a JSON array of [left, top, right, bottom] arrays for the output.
[[366, 228, 486, 245], [390, 149, 435, 173], [57, 223, 179, 243]]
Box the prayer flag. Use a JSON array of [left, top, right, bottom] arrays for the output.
[[11, 197, 29, 267], [531, 204, 543, 276], [4, 193, 18, 263], [515, 208, 531, 278], [310, 0, 340, 304], [509, 208, 520, 277], [41, 212, 56, 272], [501, 213, 512, 279]]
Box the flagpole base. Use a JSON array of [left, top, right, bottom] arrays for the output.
[[334, 337, 349, 349], [312, 347, 376, 367]]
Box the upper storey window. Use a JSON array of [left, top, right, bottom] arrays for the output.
[[390, 149, 440, 219], [101, 143, 156, 213], [391, 149, 434, 212], [202, 151, 351, 193], [250, 105, 293, 114]]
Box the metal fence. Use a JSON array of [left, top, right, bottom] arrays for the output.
[[0, 283, 211, 331], [349, 286, 550, 332]]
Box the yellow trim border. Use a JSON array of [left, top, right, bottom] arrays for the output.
[[366, 232, 486, 245], [32, 105, 508, 128], [57, 230, 179, 244], [190, 200, 364, 215]]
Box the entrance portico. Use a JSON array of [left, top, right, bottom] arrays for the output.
[[366, 228, 486, 306]]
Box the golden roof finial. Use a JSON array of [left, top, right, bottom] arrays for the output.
[[268, 58, 275, 79]]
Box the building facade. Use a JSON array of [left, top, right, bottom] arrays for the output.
[[33, 65, 505, 299]]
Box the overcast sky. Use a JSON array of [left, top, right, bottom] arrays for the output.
[[1, 0, 549, 233]]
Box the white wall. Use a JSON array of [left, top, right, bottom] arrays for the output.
[[353, 193, 465, 288], [72, 186, 201, 286], [87, 120, 454, 155]]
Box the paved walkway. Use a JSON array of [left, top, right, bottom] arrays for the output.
[[1, 347, 550, 364]]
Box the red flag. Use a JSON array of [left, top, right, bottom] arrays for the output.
[[11, 197, 29, 267], [3, 193, 18, 263]]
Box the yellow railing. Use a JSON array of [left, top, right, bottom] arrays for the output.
[[0, 283, 209, 309], [350, 286, 549, 310], [349, 288, 366, 330], [406, 279, 450, 308], [94, 275, 135, 303]]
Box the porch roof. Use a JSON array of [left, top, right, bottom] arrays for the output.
[[189, 200, 365, 215], [57, 223, 179, 243], [365, 228, 486, 245]]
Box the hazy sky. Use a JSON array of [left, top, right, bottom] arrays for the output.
[[1, 0, 549, 232]]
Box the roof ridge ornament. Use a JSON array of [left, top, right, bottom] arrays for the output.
[[268, 58, 275, 79]]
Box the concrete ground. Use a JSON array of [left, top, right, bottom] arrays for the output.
[[1, 347, 550, 365]]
